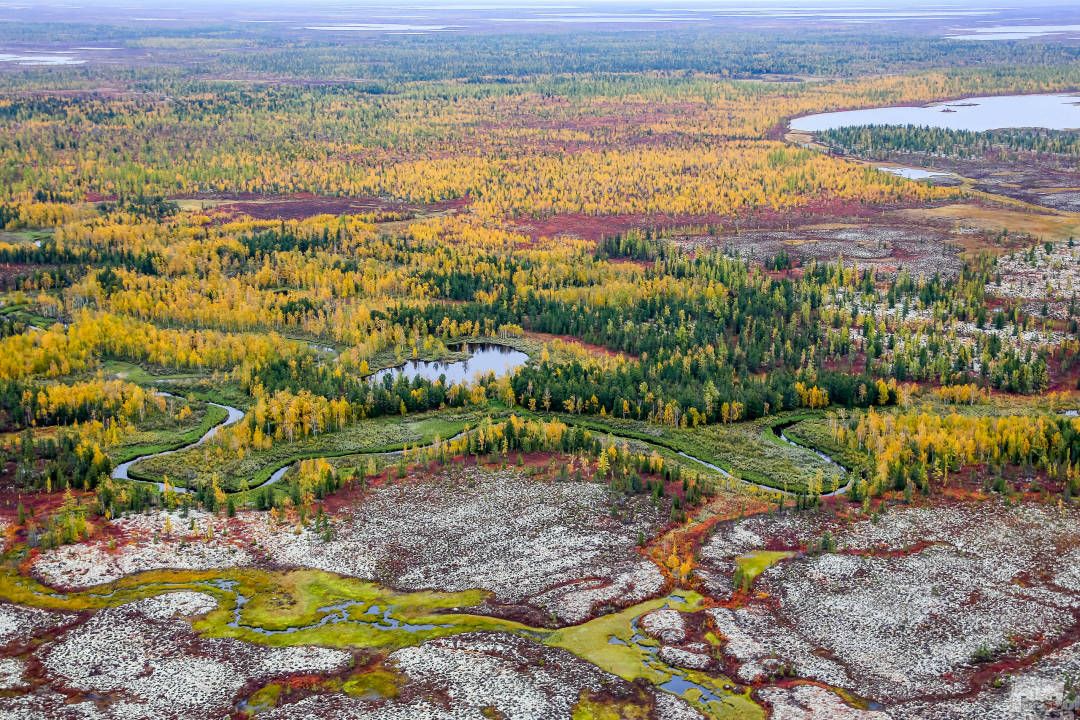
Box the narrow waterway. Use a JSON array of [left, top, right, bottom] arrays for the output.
[[672, 422, 849, 498], [771, 421, 850, 496], [112, 399, 850, 503], [111, 395, 245, 492]]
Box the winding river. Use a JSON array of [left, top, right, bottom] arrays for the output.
[[113, 384, 848, 502], [771, 420, 851, 496], [673, 422, 849, 498], [111, 396, 246, 492], [116, 409, 850, 501]]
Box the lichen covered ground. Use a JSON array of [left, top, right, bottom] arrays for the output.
[[0, 592, 353, 720], [32, 466, 666, 626], [3, 464, 1079, 719], [701, 500, 1080, 715]]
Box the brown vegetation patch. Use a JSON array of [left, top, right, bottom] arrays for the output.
[[509, 199, 910, 244], [896, 203, 1080, 247], [684, 217, 962, 278]]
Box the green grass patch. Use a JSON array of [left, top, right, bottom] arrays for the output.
[[342, 668, 401, 699], [0, 229, 51, 245], [572, 690, 651, 720], [547, 596, 675, 684], [781, 417, 869, 478], [232, 569, 494, 632], [547, 591, 761, 720], [733, 550, 796, 589], [0, 565, 536, 651], [100, 359, 251, 409], [100, 359, 207, 385], [2, 563, 759, 718], [242, 683, 282, 713]]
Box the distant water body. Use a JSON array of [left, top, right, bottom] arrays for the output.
[[877, 167, 954, 181], [0, 53, 85, 66], [791, 94, 1080, 133], [945, 24, 1080, 41]]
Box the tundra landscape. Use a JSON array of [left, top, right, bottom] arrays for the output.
[[0, 1, 1078, 718]]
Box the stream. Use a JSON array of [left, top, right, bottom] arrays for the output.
[[113, 401, 851, 503], [206, 579, 451, 636], [771, 421, 851, 497], [673, 421, 849, 498], [111, 395, 246, 492], [614, 593, 737, 715], [262, 428, 472, 491]]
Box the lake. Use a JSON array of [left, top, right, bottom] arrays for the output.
[[369, 343, 528, 385], [791, 93, 1080, 133], [303, 24, 460, 32], [0, 53, 85, 66], [945, 24, 1080, 41]]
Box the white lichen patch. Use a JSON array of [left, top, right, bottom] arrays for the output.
[[33, 510, 253, 589], [759, 685, 890, 719], [0, 601, 72, 648], [32, 467, 665, 623], [0, 689, 103, 720], [658, 645, 711, 670], [390, 633, 609, 717], [698, 511, 832, 594], [704, 500, 1080, 704], [892, 639, 1080, 719], [708, 604, 849, 686], [640, 608, 687, 644], [532, 560, 664, 624], [261, 631, 643, 720], [770, 546, 1073, 700], [14, 591, 352, 720], [0, 658, 27, 691], [246, 467, 666, 623], [985, 242, 1080, 319], [1052, 548, 1080, 593], [652, 690, 707, 720], [130, 590, 218, 620]]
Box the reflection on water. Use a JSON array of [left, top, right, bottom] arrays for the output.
[[369, 343, 528, 385], [791, 94, 1080, 132]]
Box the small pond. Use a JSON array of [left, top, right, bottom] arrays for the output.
[[791, 93, 1080, 133], [877, 166, 954, 181], [369, 343, 528, 385]]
